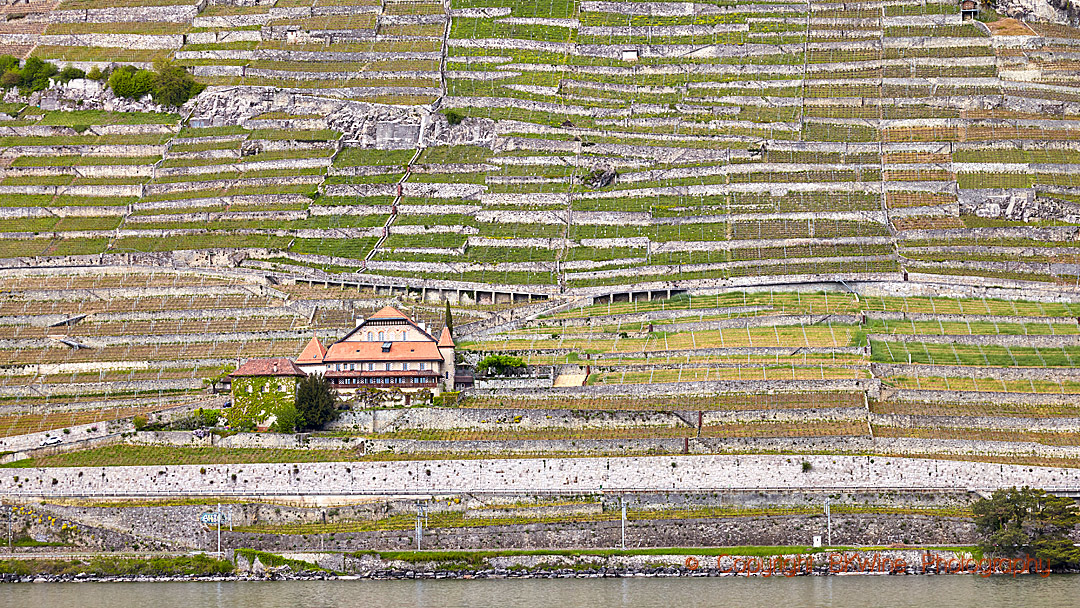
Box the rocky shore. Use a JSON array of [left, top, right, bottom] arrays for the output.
[[3, 562, 1068, 582], [0, 566, 334, 583]]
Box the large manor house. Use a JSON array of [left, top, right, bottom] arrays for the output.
[[295, 306, 456, 394], [230, 306, 457, 408]]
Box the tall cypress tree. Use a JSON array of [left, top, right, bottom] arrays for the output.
[[294, 373, 337, 430]]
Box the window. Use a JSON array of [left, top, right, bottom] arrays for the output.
[[378, 331, 384, 341], [349, 363, 355, 371], [420, 362, 426, 371], [368, 363, 374, 371], [367, 332, 373, 341], [403, 331, 408, 341]]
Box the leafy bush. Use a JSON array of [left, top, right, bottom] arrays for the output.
[[234, 549, 328, 572], [476, 354, 524, 376], [0, 55, 60, 94], [432, 391, 460, 407], [86, 66, 103, 81], [108, 65, 154, 99], [150, 59, 204, 107], [132, 415, 148, 431], [0, 70, 18, 89], [196, 408, 220, 428], [107, 60, 205, 107], [270, 404, 301, 434], [57, 66, 85, 84], [0, 55, 17, 74], [0, 554, 233, 577], [444, 110, 464, 126], [20, 57, 57, 94]]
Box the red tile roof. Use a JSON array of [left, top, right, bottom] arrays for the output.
[[297, 335, 327, 364], [437, 326, 455, 348], [369, 306, 409, 320], [230, 357, 307, 377], [324, 340, 443, 362]]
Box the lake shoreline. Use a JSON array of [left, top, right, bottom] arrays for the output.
[[2, 564, 1072, 583]]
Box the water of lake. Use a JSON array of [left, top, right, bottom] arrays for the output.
[[2, 575, 1079, 608]]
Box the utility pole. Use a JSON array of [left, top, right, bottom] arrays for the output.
[[825, 498, 832, 547], [415, 503, 425, 550], [620, 497, 626, 550], [217, 503, 222, 557]]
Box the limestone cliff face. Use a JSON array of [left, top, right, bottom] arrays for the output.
[[991, 0, 1080, 26]]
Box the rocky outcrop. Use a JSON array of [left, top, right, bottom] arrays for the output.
[[992, 0, 1080, 25]]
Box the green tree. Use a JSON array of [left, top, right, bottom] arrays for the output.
[[294, 373, 338, 431], [973, 486, 1080, 569], [0, 69, 19, 89], [444, 300, 453, 334], [108, 65, 154, 99], [150, 59, 204, 107], [19, 57, 57, 94], [476, 354, 524, 376], [57, 66, 85, 84], [203, 368, 231, 394], [0, 55, 18, 75]]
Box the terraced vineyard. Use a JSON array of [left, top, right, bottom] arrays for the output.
[[0, 267, 495, 442], [0, 0, 1079, 471], [0, 0, 1075, 290]]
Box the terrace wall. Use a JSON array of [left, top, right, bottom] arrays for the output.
[[225, 513, 974, 551], [8, 454, 1080, 497]]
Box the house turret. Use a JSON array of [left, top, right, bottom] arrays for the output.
[[437, 326, 456, 392]]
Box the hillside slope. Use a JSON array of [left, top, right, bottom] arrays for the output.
[[0, 0, 1075, 295]]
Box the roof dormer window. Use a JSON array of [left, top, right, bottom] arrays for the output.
[[381, 341, 392, 352]]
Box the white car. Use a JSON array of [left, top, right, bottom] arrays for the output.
[[39, 435, 62, 447]]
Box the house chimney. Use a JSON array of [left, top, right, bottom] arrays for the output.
[[272, 361, 278, 374], [355, 317, 363, 327]]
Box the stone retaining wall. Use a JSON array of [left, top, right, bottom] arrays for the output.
[[7, 454, 1080, 498], [872, 362, 1080, 381], [227, 513, 974, 552], [50, 6, 199, 23], [38, 33, 185, 49], [869, 332, 1080, 347]]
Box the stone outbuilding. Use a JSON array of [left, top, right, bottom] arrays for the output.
[[960, 0, 979, 20], [228, 357, 307, 431]]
